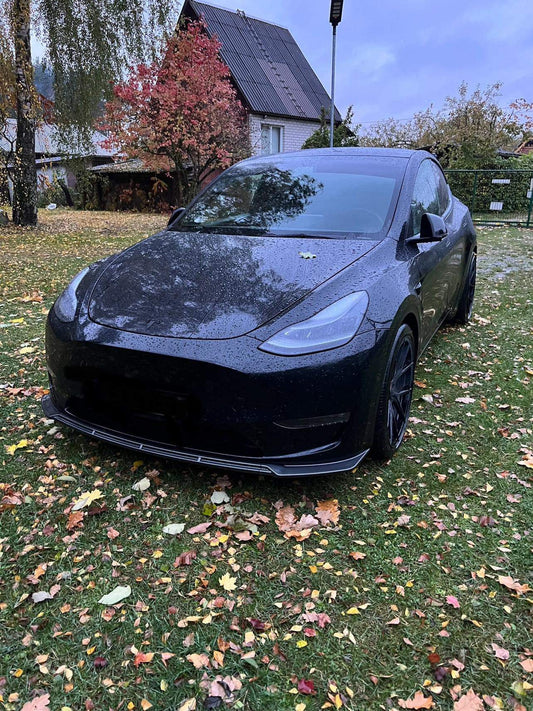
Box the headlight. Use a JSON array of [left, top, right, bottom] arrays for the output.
[[53, 267, 90, 322], [259, 291, 369, 356]]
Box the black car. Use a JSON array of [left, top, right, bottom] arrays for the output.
[[42, 148, 477, 476]]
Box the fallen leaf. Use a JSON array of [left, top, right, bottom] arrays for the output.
[[446, 595, 460, 609], [163, 523, 185, 535], [140, 701, 152, 711], [490, 643, 509, 660], [297, 678, 317, 695], [177, 699, 196, 711], [5, 438, 29, 455], [211, 490, 230, 505], [21, 695, 50, 711], [93, 657, 108, 669], [187, 522, 212, 534], [453, 689, 484, 711], [72, 490, 103, 511], [98, 585, 131, 605], [132, 477, 150, 491], [67, 511, 84, 530], [32, 591, 52, 604], [398, 691, 434, 708], [520, 659, 533, 672], [186, 653, 210, 669], [315, 499, 340, 525], [498, 575, 530, 594], [174, 550, 197, 567], [134, 652, 154, 667], [219, 572, 237, 591]]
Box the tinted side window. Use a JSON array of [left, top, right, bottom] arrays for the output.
[[411, 160, 440, 235], [432, 162, 450, 214]]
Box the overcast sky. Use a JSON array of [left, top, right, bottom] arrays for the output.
[[31, 0, 532, 128], [229, 0, 533, 128]]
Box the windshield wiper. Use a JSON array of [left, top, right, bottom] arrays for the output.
[[260, 231, 333, 239]]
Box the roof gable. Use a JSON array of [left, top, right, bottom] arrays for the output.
[[181, 0, 340, 122]]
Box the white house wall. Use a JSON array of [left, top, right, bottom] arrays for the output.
[[248, 114, 320, 156]]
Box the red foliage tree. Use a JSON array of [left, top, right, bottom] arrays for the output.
[[100, 20, 249, 205]]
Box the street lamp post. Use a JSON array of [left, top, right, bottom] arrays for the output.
[[329, 0, 344, 148]]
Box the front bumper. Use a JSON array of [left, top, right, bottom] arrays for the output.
[[44, 311, 388, 477], [42, 394, 368, 477]]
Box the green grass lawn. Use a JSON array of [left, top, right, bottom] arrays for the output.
[[1, 211, 532, 711]]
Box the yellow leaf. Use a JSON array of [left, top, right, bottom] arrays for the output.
[[296, 640, 307, 648], [309, 565, 318, 574], [160, 679, 168, 691], [219, 572, 237, 592], [72, 489, 103, 511], [346, 607, 360, 615], [152, 550, 163, 559], [178, 700, 196, 711], [6, 439, 28, 455], [13, 669, 23, 677]]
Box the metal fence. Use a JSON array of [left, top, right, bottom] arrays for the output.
[[444, 169, 533, 227]]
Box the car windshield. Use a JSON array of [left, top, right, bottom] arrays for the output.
[[172, 154, 406, 238]]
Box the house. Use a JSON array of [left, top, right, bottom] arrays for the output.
[[517, 138, 533, 156], [179, 0, 340, 156], [1, 117, 115, 204]]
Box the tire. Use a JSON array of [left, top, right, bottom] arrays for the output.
[[372, 324, 416, 460], [452, 252, 476, 324]]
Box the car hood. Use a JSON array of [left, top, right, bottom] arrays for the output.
[[88, 231, 378, 339]]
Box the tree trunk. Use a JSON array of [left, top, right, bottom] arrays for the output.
[[12, 0, 37, 226]]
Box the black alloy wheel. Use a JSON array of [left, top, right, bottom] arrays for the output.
[[372, 324, 416, 460], [453, 252, 477, 324]]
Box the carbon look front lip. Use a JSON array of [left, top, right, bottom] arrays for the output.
[[42, 395, 369, 477]]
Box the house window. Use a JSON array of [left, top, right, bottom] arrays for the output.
[[261, 124, 283, 155]]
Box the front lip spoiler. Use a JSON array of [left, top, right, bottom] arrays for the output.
[[42, 395, 368, 478]]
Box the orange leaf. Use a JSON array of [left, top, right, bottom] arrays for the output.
[[67, 511, 84, 531], [140, 700, 152, 710], [315, 498, 340, 525], [186, 652, 210, 669], [398, 691, 434, 709], [134, 652, 154, 667], [498, 575, 530, 594], [520, 658, 533, 672], [453, 689, 484, 711]]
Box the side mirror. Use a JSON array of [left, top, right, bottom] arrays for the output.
[[167, 207, 185, 227], [406, 213, 448, 244]]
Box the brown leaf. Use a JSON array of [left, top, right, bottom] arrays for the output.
[[453, 689, 484, 711], [498, 575, 530, 594], [490, 643, 509, 660], [315, 499, 340, 525], [186, 652, 210, 669], [174, 550, 197, 567], [21, 695, 50, 711], [520, 658, 533, 672], [66, 511, 84, 531], [398, 691, 434, 708], [187, 522, 212, 534]]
